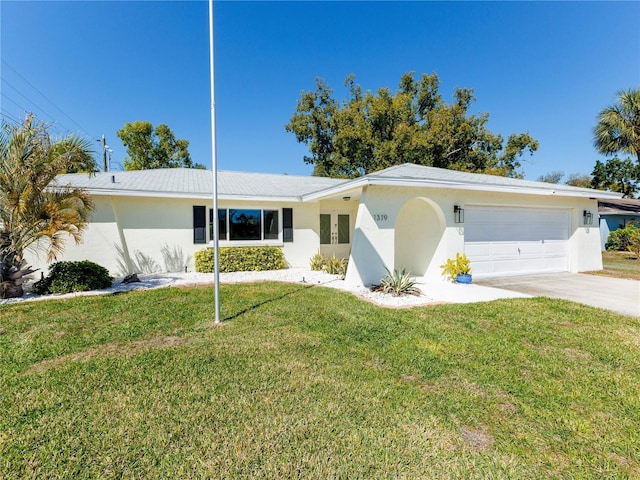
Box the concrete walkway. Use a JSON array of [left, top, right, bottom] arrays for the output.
[[476, 273, 640, 317]]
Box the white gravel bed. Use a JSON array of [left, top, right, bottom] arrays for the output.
[[1, 268, 528, 307]]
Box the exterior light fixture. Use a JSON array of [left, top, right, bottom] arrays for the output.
[[583, 210, 593, 225], [342, 196, 351, 201], [454, 205, 464, 224]]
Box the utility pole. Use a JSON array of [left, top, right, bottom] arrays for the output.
[[101, 135, 108, 172]]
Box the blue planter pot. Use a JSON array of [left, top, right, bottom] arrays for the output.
[[456, 273, 472, 284]]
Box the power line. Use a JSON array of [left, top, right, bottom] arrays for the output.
[[2, 79, 76, 134], [1, 59, 97, 140], [1, 92, 29, 114], [0, 108, 23, 125]]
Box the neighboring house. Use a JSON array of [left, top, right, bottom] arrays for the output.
[[598, 198, 640, 250], [28, 164, 622, 287]]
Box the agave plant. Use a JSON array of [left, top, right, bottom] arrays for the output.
[[371, 268, 421, 297], [0, 115, 96, 298]]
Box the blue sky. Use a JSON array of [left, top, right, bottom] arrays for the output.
[[1, 1, 638, 180]]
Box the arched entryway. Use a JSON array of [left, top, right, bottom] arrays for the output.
[[394, 198, 445, 278]]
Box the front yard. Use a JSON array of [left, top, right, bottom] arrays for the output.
[[588, 251, 640, 280], [1, 283, 639, 478]]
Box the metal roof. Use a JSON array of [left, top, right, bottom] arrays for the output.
[[304, 163, 623, 200], [53, 169, 347, 200], [52, 164, 623, 202]]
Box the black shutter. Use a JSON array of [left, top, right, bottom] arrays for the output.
[[283, 208, 293, 243], [193, 206, 206, 244]]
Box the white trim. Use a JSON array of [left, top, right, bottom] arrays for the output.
[[69, 189, 303, 202], [303, 176, 622, 202]]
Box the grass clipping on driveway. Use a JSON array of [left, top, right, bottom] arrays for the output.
[[1, 283, 639, 478]]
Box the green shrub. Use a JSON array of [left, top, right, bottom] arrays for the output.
[[34, 260, 113, 295], [624, 222, 640, 259], [195, 246, 287, 273], [308, 252, 348, 278], [606, 223, 639, 252], [371, 268, 421, 297]]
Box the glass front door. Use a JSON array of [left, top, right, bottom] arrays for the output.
[[320, 211, 351, 259]]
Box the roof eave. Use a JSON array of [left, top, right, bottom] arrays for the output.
[[69, 188, 302, 202], [303, 176, 623, 200]]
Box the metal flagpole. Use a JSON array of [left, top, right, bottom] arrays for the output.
[[209, 0, 221, 323]]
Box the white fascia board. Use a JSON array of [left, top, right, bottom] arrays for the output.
[[302, 177, 369, 201], [600, 211, 640, 216], [76, 189, 303, 202], [303, 176, 623, 201], [368, 177, 624, 199]]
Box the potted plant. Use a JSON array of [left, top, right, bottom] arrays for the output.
[[440, 253, 472, 284]]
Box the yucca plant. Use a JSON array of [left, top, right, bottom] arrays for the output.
[[309, 252, 348, 278], [371, 268, 421, 297], [324, 254, 347, 277], [309, 251, 325, 271]]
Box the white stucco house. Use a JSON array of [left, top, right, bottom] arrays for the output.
[[27, 163, 622, 287]]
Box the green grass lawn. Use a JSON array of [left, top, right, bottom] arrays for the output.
[[1, 283, 639, 478], [588, 251, 640, 280]]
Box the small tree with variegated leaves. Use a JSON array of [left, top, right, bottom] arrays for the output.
[[0, 115, 96, 298]]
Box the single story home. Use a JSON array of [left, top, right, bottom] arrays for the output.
[[598, 198, 640, 250], [28, 163, 622, 287]]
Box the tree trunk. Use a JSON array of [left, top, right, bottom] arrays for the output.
[[1, 280, 24, 299], [0, 234, 35, 299]]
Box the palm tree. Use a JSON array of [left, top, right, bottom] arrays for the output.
[[0, 115, 96, 298], [594, 88, 640, 163]]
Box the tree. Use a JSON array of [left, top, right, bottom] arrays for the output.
[[0, 115, 95, 298], [117, 121, 205, 170], [594, 88, 640, 164], [536, 170, 593, 189], [565, 173, 593, 188], [537, 171, 564, 184], [591, 157, 640, 198], [286, 72, 539, 178]]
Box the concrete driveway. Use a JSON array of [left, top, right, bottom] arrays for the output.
[[476, 273, 640, 317]]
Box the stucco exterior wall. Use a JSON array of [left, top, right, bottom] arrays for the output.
[[25, 195, 325, 277], [24, 182, 603, 287], [344, 184, 603, 287]]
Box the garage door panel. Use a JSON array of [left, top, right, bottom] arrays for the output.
[[464, 243, 490, 258], [545, 257, 567, 271], [464, 207, 570, 276], [518, 243, 544, 255], [492, 260, 519, 273], [544, 241, 567, 255], [490, 242, 519, 256]]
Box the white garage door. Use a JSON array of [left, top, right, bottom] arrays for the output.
[[464, 206, 570, 277]]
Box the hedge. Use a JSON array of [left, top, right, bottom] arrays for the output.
[[195, 246, 287, 273], [33, 260, 113, 295]]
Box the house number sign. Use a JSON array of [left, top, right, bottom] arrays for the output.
[[372, 213, 391, 225]]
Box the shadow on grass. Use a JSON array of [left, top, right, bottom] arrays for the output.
[[222, 283, 314, 322]]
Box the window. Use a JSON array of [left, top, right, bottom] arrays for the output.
[[210, 209, 227, 241], [264, 210, 279, 240], [193, 206, 206, 244], [229, 209, 261, 241], [201, 207, 286, 243], [338, 214, 350, 244], [320, 214, 331, 244]]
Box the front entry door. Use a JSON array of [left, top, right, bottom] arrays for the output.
[[319, 211, 351, 259]]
